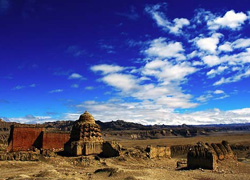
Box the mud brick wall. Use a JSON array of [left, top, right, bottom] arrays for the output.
[[170, 144, 194, 157], [146, 146, 171, 159], [7, 127, 44, 152], [42, 131, 70, 149]]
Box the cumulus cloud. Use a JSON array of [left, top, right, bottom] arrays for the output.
[[144, 38, 185, 60], [195, 33, 222, 53], [102, 73, 139, 92], [202, 55, 220, 67], [208, 10, 247, 30], [68, 73, 84, 79], [91, 64, 124, 74], [214, 90, 224, 94], [143, 60, 196, 84], [218, 42, 233, 52], [10, 106, 250, 125], [73, 100, 250, 125]]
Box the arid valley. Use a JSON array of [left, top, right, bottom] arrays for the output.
[[0, 114, 250, 180]]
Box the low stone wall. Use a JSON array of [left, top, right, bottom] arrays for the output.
[[0, 152, 40, 161]]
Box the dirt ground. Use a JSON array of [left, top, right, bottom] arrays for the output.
[[0, 133, 250, 180], [117, 132, 250, 148]]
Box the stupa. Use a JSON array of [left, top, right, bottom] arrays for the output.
[[64, 111, 103, 156]]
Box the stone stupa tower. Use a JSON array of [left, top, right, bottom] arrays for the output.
[[64, 111, 103, 156]]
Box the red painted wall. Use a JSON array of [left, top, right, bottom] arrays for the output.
[[42, 132, 70, 150], [8, 127, 44, 152]]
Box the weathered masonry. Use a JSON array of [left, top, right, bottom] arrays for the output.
[[64, 111, 103, 156], [7, 124, 70, 152]]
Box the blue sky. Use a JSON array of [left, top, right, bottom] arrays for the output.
[[0, 0, 250, 125]]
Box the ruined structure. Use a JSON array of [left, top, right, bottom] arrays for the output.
[[101, 141, 122, 158], [7, 124, 70, 152], [146, 145, 171, 159], [64, 111, 103, 156], [187, 141, 235, 169]]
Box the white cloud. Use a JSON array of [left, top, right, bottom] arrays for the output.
[[49, 89, 63, 93], [8, 115, 55, 124], [192, 9, 215, 25], [208, 10, 247, 30], [74, 100, 250, 125], [218, 42, 233, 52], [102, 73, 139, 92], [207, 66, 228, 78], [68, 73, 84, 79], [219, 48, 250, 65], [91, 64, 124, 74], [11, 107, 250, 125], [214, 69, 250, 85], [156, 95, 198, 108], [196, 94, 213, 102], [233, 38, 250, 49], [145, 4, 189, 35], [92, 60, 197, 109], [192, 61, 204, 66], [214, 90, 224, 94], [143, 60, 196, 84], [168, 18, 190, 34], [202, 55, 220, 67], [144, 38, 185, 60], [195, 33, 222, 53]]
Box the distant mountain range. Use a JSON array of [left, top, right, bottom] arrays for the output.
[[43, 119, 250, 132], [1, 119, 250, 140]]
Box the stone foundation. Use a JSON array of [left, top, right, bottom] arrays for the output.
[[0, 151, 40, 161]]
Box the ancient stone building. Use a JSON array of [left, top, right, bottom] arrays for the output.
[[7, 124, 70, 152], [187, 141, 235, 170], [64, 111, 103, 156]]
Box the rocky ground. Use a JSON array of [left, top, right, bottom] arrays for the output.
[[0, 155, 249, 180], [0, 133, 250, 180]]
